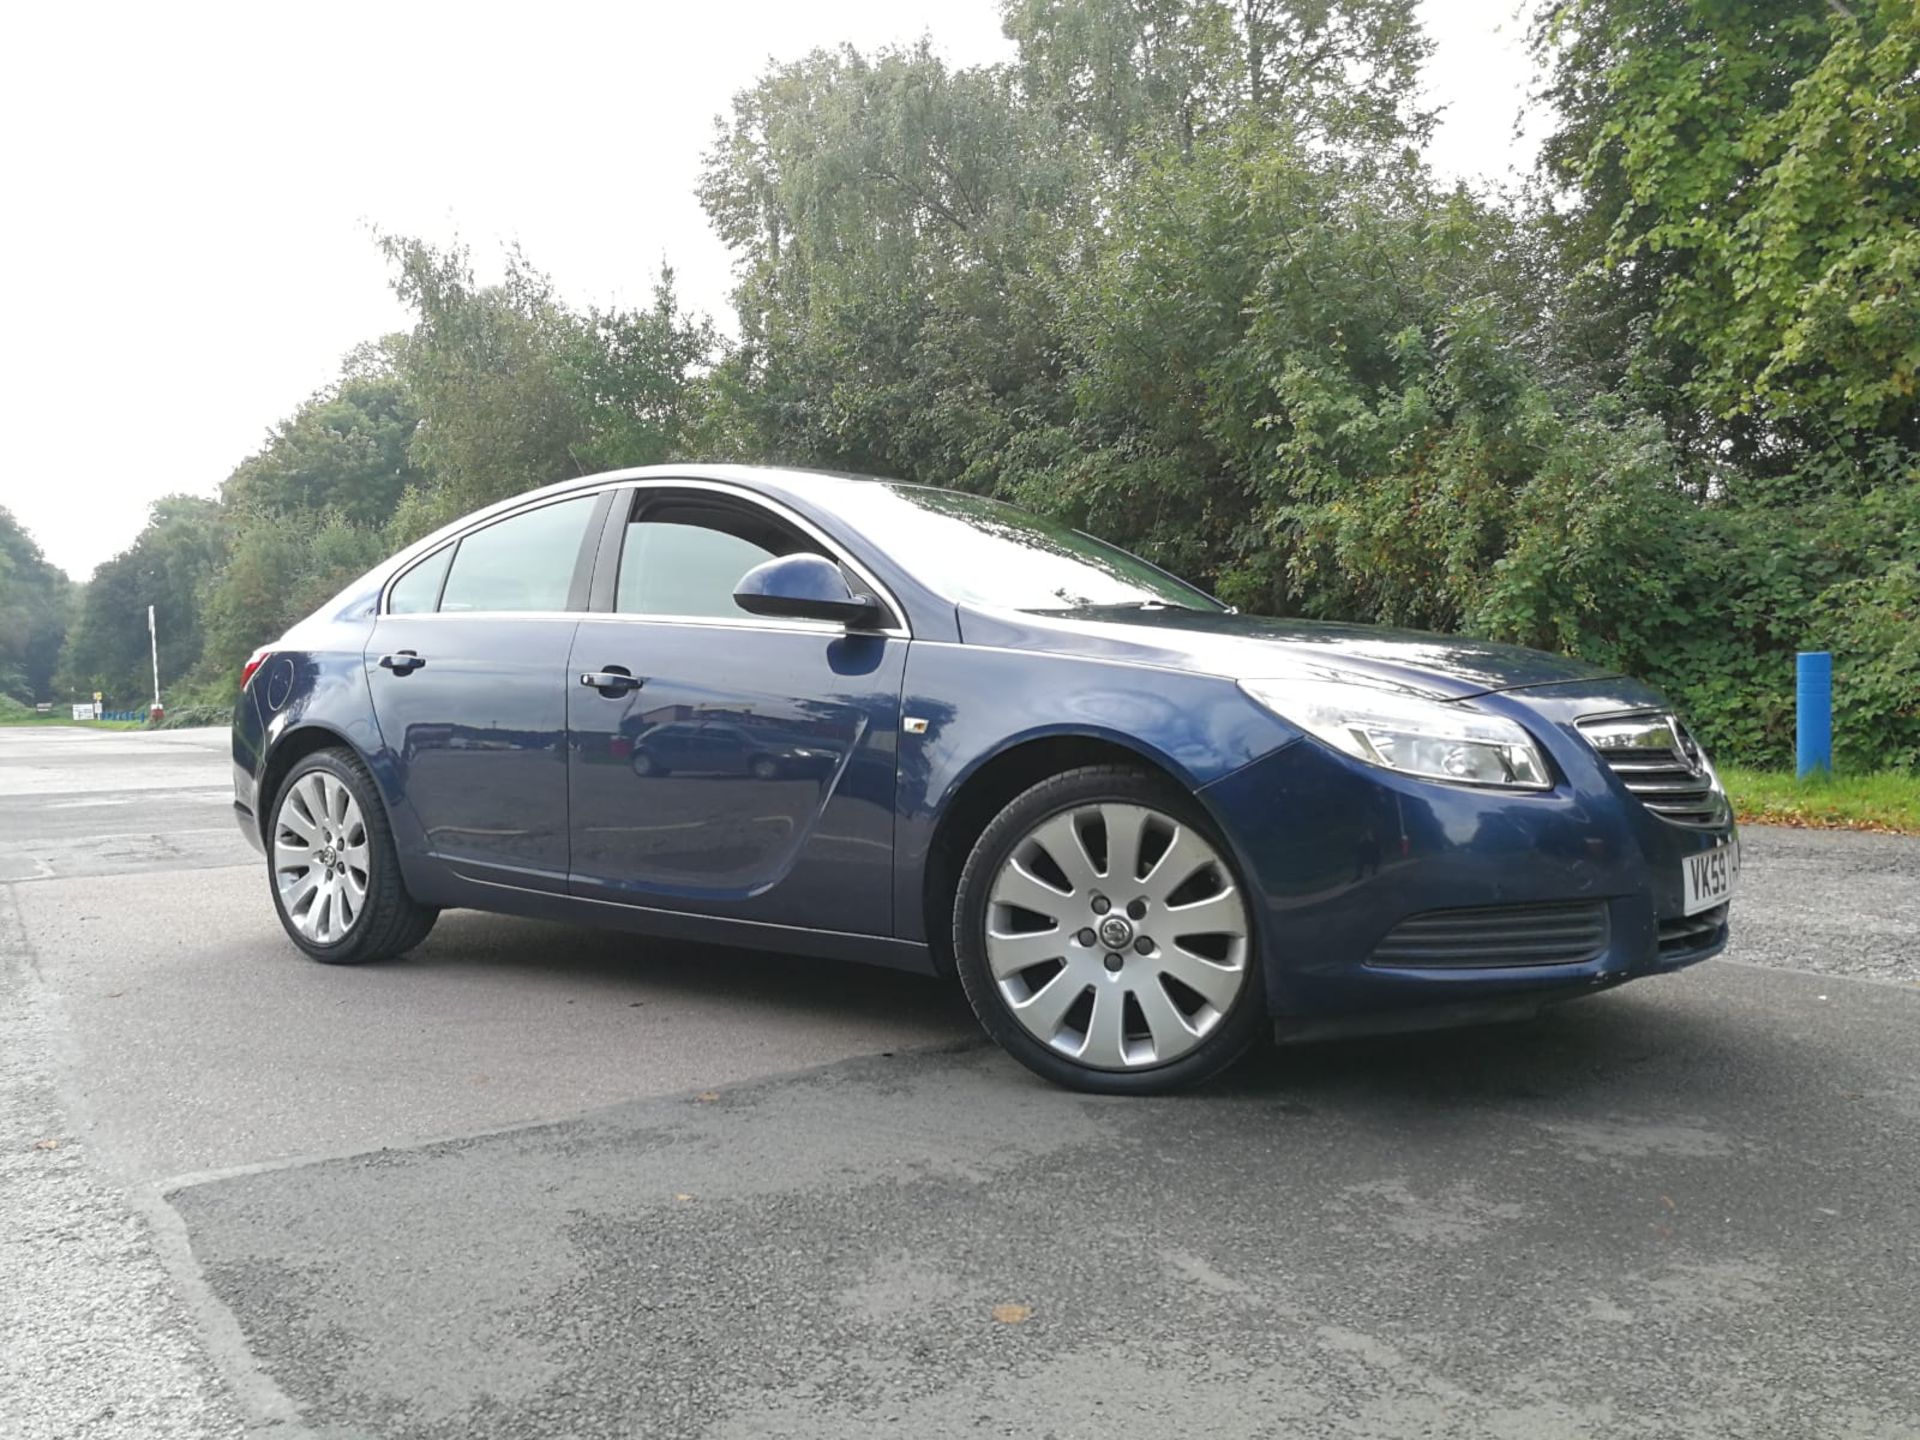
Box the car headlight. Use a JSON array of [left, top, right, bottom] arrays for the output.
[[1238, 677, 1552, 790]]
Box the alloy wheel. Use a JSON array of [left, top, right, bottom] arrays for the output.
[[274, 770, 370, 945], [985, 802, 1250, 1070]]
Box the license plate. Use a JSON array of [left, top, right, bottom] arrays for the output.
[[1681, 837, 1739, 915]]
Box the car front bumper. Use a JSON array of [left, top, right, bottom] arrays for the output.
[[1200, 678, 1734, 1023]]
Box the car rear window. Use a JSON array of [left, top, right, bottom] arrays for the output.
[[437, 497, 596, 614]]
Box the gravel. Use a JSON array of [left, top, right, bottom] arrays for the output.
[[1729, 825, 1920, 986]]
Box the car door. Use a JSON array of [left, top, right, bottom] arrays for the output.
[[364, 491, 607, 893], [565, 485, 906, 934]]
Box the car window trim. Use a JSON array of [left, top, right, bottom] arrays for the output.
[[373, 608, 861, 639], [589, 481, 910, 638], [373, 610, 585, 623], [566, 490, 619, 612], [582, 611, 848, 637]]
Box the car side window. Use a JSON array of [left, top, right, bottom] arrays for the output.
[[615, 500, 814, 620], [437, 497, 597, 614], [387, 547, 451, 614]]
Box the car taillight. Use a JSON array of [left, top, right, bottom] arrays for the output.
[[240, 648, 273, 693]]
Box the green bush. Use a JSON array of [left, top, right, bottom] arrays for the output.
[[1817, 563, 1920, 772], [152, 704, 231, 731]]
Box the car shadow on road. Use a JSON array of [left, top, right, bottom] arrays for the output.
[[400, 912, 1771, 1118], [397, 910, 980, 1035], [1216, 977, 1784, 1121]]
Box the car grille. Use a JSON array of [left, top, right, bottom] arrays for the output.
[[1368, 901, 1611, 969], [1577, 711, 1728, 828], [1659, 906, 1728, 958]]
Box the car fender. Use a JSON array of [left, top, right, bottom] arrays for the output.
[[892, 639, 1299, 944], [242, 607, 436, 891]]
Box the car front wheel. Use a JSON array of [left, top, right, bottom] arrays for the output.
[[268, 748, 437, 965], [952, 765, 1266, 1094]]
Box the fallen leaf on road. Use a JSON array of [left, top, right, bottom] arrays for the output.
[[991, 1304, 1032, 1324], [674, 1193, 695, 1203], [694, 1091, 720, 1104], [33, 1139, 61, 1150]]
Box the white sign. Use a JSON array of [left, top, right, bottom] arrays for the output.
[[71, 703, 93, 721]]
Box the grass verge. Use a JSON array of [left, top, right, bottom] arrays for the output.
[[0, 715, 147, 730], [1721, 766, 1920, 837]]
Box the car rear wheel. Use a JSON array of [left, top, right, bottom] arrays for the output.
[[269, 748, 437, 965], [952, 765, 1266, 1093]]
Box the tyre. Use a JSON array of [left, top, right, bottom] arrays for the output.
[[267, 747, 438, 965], [952, 765, 1266, 1094], [749, 755, 780, 781]]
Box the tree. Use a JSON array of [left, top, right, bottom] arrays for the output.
[[380, 237, 717, 532], [193, 505, 388, 695], [221, 351, 424, 524], [58, 496, 224, 704], [697, 4, 1436, 492], [1525, 0, 1920, 765], [1532, 0, 1920, 478], [378, 237, 598, 523], [1001, 0, 1432, 157], [0, 508, 71, 702], [565, 268, 721, 470], [700, 43, 1075, 484]]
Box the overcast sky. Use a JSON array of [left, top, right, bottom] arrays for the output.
[[0, 1, 1536, 582]]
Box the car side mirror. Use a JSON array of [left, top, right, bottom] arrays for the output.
[[733, 554, 883, 628]]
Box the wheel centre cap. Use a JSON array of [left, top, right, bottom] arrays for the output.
[[319, 845, 336, 867], [1098, 914, 1134, 950]]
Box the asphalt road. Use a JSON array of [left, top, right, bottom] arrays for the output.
[[2, 725, 1916, 1439]]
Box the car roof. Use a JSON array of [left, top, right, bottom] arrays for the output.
[[376, 463, 924, 581], [534, 462, 903, 505]]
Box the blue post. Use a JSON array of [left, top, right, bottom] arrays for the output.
[[1796, 651, 1832, 779]]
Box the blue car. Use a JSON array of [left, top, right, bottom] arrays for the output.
[[232, 465, 1738, 1093]]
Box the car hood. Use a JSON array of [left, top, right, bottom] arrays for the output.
[[956, 606, 1619, 701]]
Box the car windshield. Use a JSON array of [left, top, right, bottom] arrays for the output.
[[832, 484, 1226, 613]]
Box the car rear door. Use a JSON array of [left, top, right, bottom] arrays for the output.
[[565, 485, 906, 934], [364, 491, 609, 893]]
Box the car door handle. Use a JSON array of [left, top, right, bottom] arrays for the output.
[[379, 651, 426, 675], [580, 668, 642, 696]]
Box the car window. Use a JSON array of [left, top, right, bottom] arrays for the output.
[[387, 547, 451, 614], [438, 497, 596, 614], [616, 515, 785, 620]]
